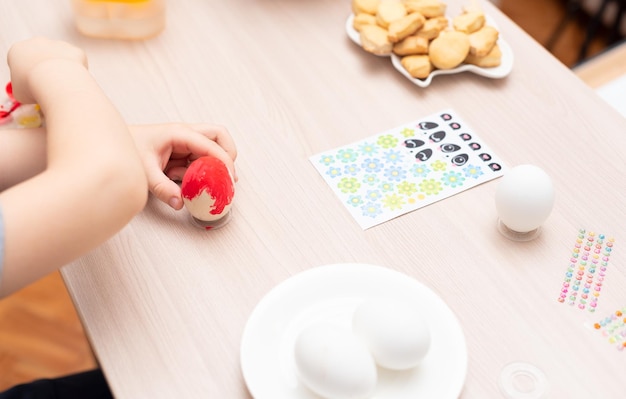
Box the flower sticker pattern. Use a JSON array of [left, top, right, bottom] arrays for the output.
[[310, 109, 506, 229]]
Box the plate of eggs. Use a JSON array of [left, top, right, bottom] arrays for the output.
[[346, 0, 514, 87], [240, 263, 467, 399]]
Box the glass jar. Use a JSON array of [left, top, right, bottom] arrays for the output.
[[71, 0, 165, 40]]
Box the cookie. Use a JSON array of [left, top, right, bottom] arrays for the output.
[[352, 0, 381, 15], [416, 16, 449, 40], [353, 12, 378, 32], [376, 1, 407, 28], [403, 0, 446, 18], [388, 12, 426, 43], [360, 24, 393, 55], [468, 25, 499, 57], [428, 30, 470, 69], [400, 55, 433, 79], [393, 34, 429, 55], [452, 11, 485, 33], [465, 43, 502, 67]]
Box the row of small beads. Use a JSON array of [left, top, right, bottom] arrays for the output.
[[558, 229, 615, 312], [594, 308, 626, 351]]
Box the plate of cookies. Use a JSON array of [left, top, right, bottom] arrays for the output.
[[346, 0, 514, 87]]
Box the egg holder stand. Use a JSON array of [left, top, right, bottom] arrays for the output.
[[590, 307, 626, 351], [557, 229, 615, 312], [498, 362, 549, 399], [189, 210, 232, 231], [496, 219, 542, 242]]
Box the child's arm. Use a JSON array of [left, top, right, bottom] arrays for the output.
[[0, 37, 148, 297], [0, 127, 46, 191]]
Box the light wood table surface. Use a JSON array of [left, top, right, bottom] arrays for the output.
[[2, 1, 626, 398], [575, 40, 626, 88]]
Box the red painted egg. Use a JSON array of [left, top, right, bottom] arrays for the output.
[[181, 156, 234, 222]]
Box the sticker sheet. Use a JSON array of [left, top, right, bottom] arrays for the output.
[[593, 307, 626, 351], [310, 109, 506, 229], [558, 229, 615, 312]]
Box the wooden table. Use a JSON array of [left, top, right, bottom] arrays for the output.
[[575, 40, 626, 88], [2, 0, 625, 397]]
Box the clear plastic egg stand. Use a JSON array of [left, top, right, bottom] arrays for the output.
[[496, 220, 542, 242], [189, 210, 232, 231], [495, 165, 555, 242], [498, 362, 549, 399], [184, 188, 234, 231]]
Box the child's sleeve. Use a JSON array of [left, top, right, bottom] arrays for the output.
[[0, 205, 4, 284]]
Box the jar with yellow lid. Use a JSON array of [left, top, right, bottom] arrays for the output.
[[71, 0, 165, 40]]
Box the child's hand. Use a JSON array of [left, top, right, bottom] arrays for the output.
[[130, 123, 238, 210], [7, 37, 88, 103]]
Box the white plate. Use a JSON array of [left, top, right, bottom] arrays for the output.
[[346, 14, 514, 87], [240, 263, 467, 399]]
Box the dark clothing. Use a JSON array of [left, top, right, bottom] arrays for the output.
[[0, 369, 113, 399]]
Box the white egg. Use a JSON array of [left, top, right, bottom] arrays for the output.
[[294, 322, 377, 399], [495, 164, 555, 233], [352, 297, 431, 370]]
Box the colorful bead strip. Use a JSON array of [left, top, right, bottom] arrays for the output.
[[593, 307, 626, 351], [558, 229, 615, 312]]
